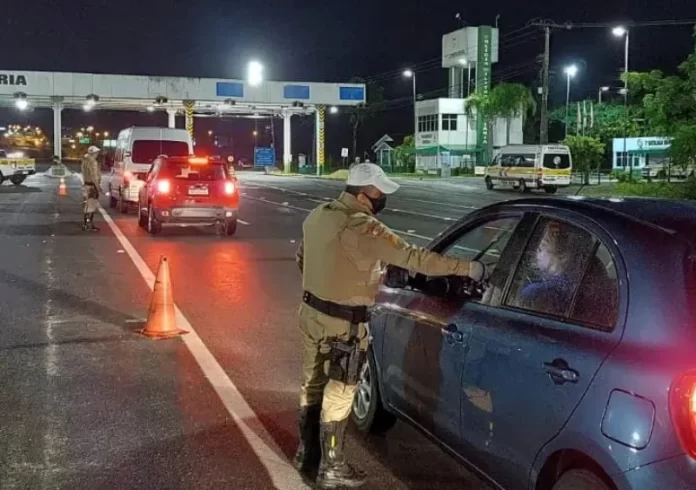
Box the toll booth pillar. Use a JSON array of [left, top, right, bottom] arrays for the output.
[[167, 109, 177, 129], [283, 111, 292, 174], [315, 105, 326, 176], [52, 97, 63, 160]]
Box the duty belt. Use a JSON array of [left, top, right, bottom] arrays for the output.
[[302, 291, 370, 325]]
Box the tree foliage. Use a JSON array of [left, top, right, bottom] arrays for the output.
[[669, 125, 696, 173], [562, 135, 605, 184]]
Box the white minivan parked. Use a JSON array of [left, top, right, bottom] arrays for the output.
[[108, 127, 193, 213]]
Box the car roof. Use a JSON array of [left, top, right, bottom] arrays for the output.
[[497, 196, 696, 242]]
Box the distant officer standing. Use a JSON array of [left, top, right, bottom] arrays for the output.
[[81, 146, 102, 231], [293, 163, 485, 488]]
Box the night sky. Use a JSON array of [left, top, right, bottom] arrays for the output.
[[2, 0, 696, 160]]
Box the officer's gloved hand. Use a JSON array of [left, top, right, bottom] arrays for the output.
[[468, 260, 486, 282]]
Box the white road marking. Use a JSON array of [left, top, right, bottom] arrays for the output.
[[97, 206, 308, 490], [244, 181, 469, 221]]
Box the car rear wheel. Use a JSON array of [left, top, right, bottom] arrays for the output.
[[484, 176, 494, 190], [351, 348, 397, 435], [147, 205, 161, 235], [519, 179, 530, 193], [10, 175, 26, 185], [544, 186, 558, 194], [552, 469, 611, 490]]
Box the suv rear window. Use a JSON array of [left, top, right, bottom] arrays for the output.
[[543, 153, 571, 169], [132, 140, 189, 164], [162, 162, 227, 181]]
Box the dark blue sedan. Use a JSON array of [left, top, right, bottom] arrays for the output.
[[352, 196, 696, 490]]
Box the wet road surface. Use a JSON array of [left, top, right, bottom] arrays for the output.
[[0, 171, 538, 489]]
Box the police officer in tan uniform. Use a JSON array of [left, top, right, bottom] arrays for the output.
[[81, 146, 102, 231], [293, 163, 485, 487]]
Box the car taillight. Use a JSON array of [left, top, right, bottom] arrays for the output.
[[669, 371, 696, 458], [157, 179, 171, 194], [224, 181, 235, 195]]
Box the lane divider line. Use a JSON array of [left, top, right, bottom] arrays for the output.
[[84, 194, 308, 488]]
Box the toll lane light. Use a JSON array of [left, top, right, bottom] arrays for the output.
[[15, 98, 28, 110], [329, 106, 339, 114], [247, 60, 264, 86]]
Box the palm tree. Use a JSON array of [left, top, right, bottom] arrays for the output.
[[465, 82, 537, 160], [491, 83, 537, 146]]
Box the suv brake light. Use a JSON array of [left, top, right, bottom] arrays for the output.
[[189, 157, 208, 165], [224, 181, 235, 195], [669, 371, 696, 458], [156, 179, 171, 194]]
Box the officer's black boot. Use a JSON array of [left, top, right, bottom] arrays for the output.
[[82, 213, 91, 231], [292, 405, 321, 473], [316, 418, 366, 488]]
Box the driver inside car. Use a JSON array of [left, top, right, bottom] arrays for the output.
[[517, 220, 577, 312]]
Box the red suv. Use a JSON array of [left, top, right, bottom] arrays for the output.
[[138, 156, 239, 236]]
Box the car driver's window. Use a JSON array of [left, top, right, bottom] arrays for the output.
[[443, 217, 521, 303], [505, 218, 596, 318]]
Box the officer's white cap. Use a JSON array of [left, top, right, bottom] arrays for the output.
[[87, 146, 100, 154], [346, 163, 400, 195]]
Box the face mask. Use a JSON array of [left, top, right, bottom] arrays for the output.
[[365, 194, 387, 215]]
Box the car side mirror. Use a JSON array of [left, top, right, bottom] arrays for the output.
[[384, 266, 409, 289]]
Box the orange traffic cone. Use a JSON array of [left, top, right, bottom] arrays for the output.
[[58, 178, 67, 196], [141, 256, 187, 339]]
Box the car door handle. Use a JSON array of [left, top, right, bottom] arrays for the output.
[[543, 360, 579, 384], [442, 324, 464, 343]]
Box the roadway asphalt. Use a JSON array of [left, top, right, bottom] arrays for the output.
[[0, 170, 545, 490]]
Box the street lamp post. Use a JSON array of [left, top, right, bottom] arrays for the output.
[[403, 69, 417, 169], [613, 26, 631, 178], [599, 86, 609, 103], [564, 65, 578, 139]]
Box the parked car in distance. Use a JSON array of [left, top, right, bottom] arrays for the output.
[[353, 196, 696, 490], [137, 155, 239, 236]]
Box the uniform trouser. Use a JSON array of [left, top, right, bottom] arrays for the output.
[[82, 185, 99, 214], [299, 303, 368, 423]]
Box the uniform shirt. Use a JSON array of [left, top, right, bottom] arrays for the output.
[[81, 154, 101, 186], [296, 192, 471, 307]]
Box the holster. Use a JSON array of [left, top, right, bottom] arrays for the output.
[[327, 323, 366, 385]]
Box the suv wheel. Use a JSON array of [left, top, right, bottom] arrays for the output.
[[351, 348, 397, 435], [147, 205, 161, 235], [552, 469, 610, 490], [225, 219, 238, 236], [519, 179, 530, 193]]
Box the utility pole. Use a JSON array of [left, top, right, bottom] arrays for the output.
[[540, 25, 550, 144]]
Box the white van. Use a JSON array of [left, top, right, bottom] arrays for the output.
[[484, 144, 573, 194], [108, 127, 192, 213]]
